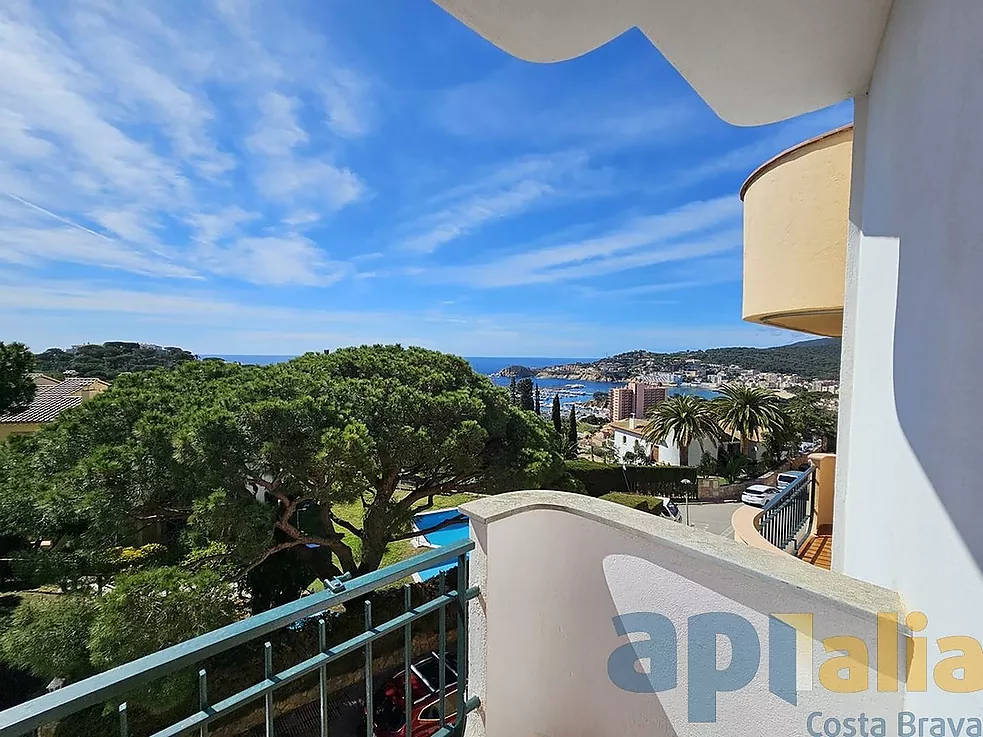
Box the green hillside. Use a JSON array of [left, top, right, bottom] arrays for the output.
[[34, 342, 198, 380]]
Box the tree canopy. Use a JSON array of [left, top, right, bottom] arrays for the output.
[[0, 342, 36, 414], [517, 378, 534, 411], [0, 345, 564, 584], [33, 342, 197, 381], [713, 385, 785, 455]]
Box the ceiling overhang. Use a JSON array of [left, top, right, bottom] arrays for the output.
[[433, 0, 894, 125]]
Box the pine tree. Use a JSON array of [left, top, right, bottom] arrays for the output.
[[534, 385, 541, 415], [517, 378, 534, 411], [567, 406, 578, 458], [551, 395, 562, 436]]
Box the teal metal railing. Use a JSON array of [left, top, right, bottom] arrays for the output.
[[0, 540, 478, 737], [757, 465, 816, 554]]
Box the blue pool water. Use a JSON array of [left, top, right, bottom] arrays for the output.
[[412, 508, 470, 581]]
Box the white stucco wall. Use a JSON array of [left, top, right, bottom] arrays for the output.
[[462, 492, 903, 737], [835, 0, 983, 718], [612, 429, 719, 467], [613, 429, 654, 462], [657, 436, 719, 468]]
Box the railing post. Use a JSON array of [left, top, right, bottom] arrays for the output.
[[318, 618, 328, 737], [364, 601, 373, 737], [264, 642, 274, 737], [455, 554, 467, 734], [198, 669, 208, 737], [438, 575, 447, 729], [404, 584, 413, 737]]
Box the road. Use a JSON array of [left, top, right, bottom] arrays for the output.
[[682, 501, 743, 538]]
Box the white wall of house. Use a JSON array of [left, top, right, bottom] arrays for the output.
[[612, 428, 722, 467], [612, 429, 652, 462], [835, 0, 983, 718], [655, 433, 720, 468]]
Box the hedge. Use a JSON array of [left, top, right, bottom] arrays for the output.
[[565, 460, 697, 500], [599, 493, 666, 516]]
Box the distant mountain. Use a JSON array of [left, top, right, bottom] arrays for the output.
[[34, 342, 198, 381], [537, 338, 841, 381], [689, 338, 841, 379]]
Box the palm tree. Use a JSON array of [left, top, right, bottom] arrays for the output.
[[643, 394, 720, 467], [713, 385, 785, 456]]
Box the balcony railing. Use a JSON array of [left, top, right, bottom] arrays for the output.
[[0, 540, 478, 737], [757, 464, 816, 554]]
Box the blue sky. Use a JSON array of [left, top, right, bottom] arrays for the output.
[[0, 0, 852, 357]]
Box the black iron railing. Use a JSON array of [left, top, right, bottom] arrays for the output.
[[0, 541, 477, 737], [757, 465, 816, 554]]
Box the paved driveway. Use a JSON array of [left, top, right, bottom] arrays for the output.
[[682, 501, 744, 537]]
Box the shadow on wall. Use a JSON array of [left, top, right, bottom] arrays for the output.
[[869, 0, 983, 581]]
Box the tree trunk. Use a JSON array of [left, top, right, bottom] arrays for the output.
[[679, 440, 689, 467]]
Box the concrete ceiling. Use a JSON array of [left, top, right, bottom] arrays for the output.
[[433, 0, 894, 126]]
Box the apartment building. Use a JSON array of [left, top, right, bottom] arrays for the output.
[[607, 380, 667, 421]]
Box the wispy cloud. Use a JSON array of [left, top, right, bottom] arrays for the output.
[[661, 102, 854, 193], [0, 0, 368, 286], [1, 274, 792, 356], [430, 64, 697, 150], [401, 152, 613, 253], [433, 196, 743, 287]]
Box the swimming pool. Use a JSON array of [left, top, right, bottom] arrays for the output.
[[411, 508, 470, 581]]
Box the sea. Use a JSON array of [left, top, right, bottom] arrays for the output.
[[209, 354, 718, 410]]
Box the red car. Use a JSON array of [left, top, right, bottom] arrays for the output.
[[368, 653, 460, 737]]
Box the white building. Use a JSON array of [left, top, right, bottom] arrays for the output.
[[609, 417, 655, 463], [609, 418, 756, 467]]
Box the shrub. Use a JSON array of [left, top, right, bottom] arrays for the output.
[[0, 595, 100, 681], [564, 460, 696, 500]]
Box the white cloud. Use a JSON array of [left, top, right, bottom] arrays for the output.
[[322, 69, 371, 138], [435, 196, 743, 287], [401, 152, 613, 253], [247, 91, 365, 210], [0, 0, 369, 286], [200, 235, 352, 287], [246, 92, 308, 156], [0, 193, 196, 277]]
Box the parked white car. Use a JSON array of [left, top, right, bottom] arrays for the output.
[[741, 484, 779, 507], [775, 472, 801, 490]]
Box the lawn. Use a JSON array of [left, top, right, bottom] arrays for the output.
[[328, 491, 481, 570]]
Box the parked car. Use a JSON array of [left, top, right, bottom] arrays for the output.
[[775, 472, 801, 490], [741, 484, 779, 507], [366, 653, 460, 737]]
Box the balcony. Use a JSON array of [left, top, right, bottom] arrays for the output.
[[1, 488, 901, 737], [740, 125, 853, 337], [731, 454, 837, 571]]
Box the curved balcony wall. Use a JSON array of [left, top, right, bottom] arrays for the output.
[[740, 125, 853, 337]]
